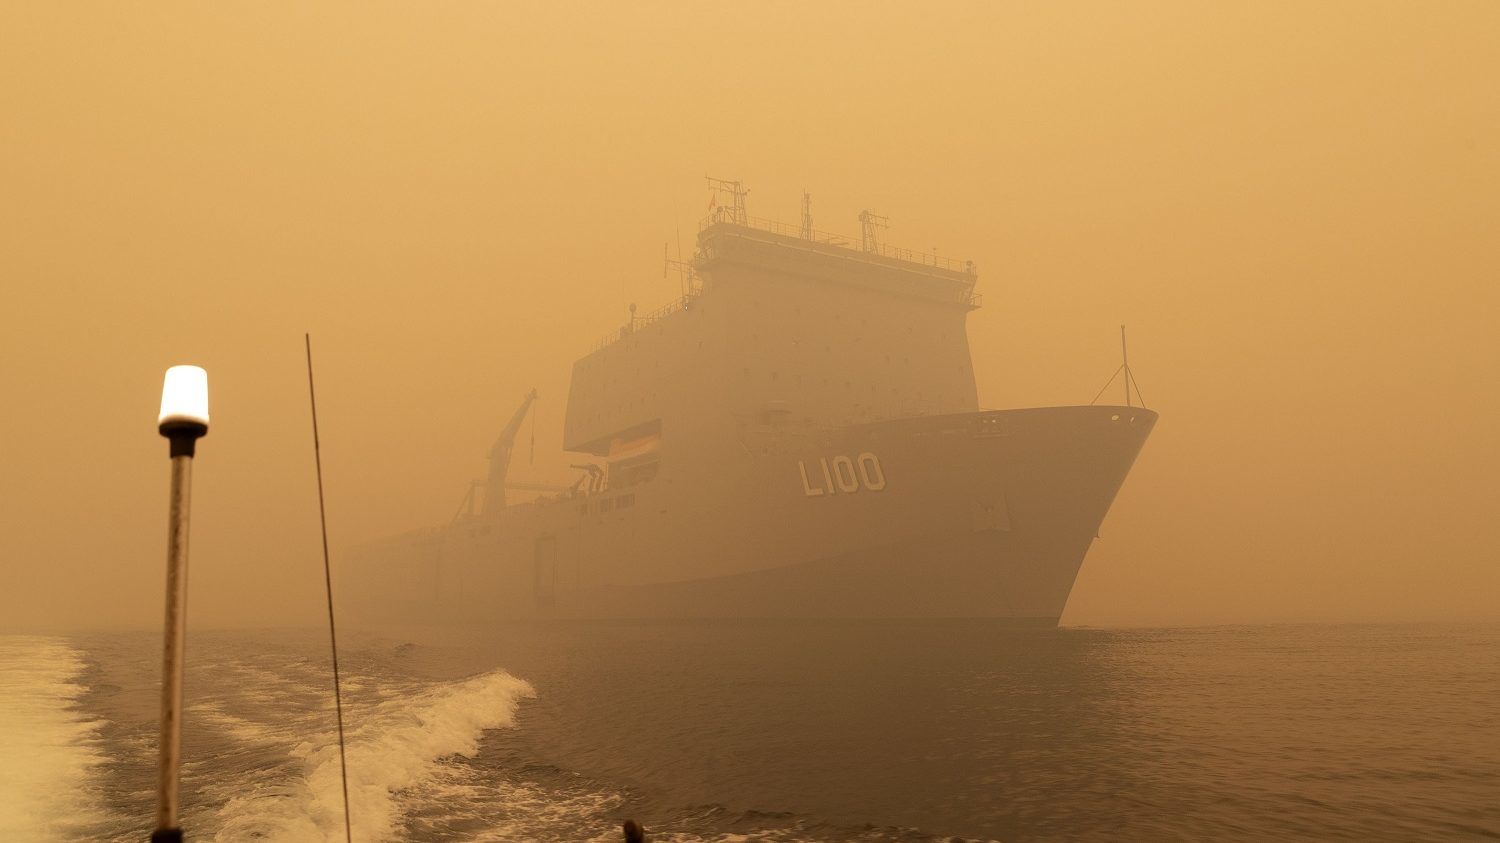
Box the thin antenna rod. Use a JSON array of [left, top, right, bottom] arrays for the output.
[[676, 228, 685, 297], [1121, 325, 1131, 407], [305, 334, 354, 843]]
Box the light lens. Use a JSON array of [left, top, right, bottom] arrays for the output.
[[158, 365, 210, 428]]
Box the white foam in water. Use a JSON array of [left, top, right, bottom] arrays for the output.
[[190, 700, 281, 747], [0, 636, 109, 839], [212, 669, 534, 841]]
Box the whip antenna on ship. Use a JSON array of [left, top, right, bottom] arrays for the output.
[[1090, 325, 1149, 408], [305, 335, 355, 843], [666, 231, 700, 299]]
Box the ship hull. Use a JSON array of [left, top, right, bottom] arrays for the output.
[[343, 405, 1155, 626], [545, 529, 1092, 624]]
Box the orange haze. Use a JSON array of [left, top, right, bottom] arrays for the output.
[[1, 2, 1496, 629]]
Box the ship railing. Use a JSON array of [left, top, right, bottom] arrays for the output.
[[700, 212, 977, 276], [586, 287, 703, 354]]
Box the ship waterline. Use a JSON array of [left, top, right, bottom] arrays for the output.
[[345, 203, 1156, 625]]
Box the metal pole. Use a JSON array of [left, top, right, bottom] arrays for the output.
[[152, 365, 207, 843], [305, 334, 355, 843], [153, 448, 194, 843], [1121, 325, 1131, 407]]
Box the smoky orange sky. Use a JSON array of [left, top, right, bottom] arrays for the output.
[[1, 2, 1496, 630]]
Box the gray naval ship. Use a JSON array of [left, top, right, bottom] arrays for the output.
[[345, 184, 1156, 626]]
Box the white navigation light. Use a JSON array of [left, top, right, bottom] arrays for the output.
[[158, 365, 210, 430]]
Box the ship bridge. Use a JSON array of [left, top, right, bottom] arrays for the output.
[[563, 204, 984, 468], [696, 214, 980, 310]]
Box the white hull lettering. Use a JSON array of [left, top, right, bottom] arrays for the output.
[[832, 456, 860, 493], [798, 452, 886, 496], [857, 452, 887, 491], [798, 460, 825, 497]]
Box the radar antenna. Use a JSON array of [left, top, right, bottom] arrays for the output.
[[858, 210, 889, 252], [706, 176, 748, 225]]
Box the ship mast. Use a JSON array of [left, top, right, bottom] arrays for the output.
[[1090, 325, 1148, 408], [706, 176, 748, 224], [858, 210, 889, 252], [664, 238, 700, 298]]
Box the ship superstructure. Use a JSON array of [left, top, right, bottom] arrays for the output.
[[344, 185, 1155, 624]]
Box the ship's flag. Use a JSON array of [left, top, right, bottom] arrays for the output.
[[608, 432, 661, 462]]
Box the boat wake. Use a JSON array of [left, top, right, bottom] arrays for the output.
[[0, 636, 109, 839], [1, 632, 979, 841], [211, 668, 534, 841]]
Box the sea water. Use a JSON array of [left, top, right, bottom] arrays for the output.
[[0, 623, 1496, 841]]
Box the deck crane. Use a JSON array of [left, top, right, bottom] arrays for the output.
[[483, 388, 538, 514]]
